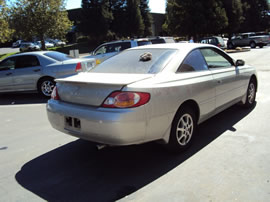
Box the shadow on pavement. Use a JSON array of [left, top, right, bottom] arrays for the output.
[[0, 92, 48, 105], [15, 104, 255, 202]]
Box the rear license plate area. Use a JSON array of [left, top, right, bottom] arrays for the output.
[[65, 116, 81, 130]]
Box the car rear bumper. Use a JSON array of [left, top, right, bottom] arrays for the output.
[[46, 100, 148, 145]]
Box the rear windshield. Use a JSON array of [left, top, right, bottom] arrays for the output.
[[90, 49, 177, 74], [44, 52, 72, 61]]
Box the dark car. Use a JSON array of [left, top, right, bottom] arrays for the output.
[[200, 36, 226, 49]]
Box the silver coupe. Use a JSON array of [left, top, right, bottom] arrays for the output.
[[47, 43, 257, 152], [0, 51, 95, 97]]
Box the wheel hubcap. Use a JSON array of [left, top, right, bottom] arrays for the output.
[[248, 83, 255, 104], [41, 81, 55, 96], [176, 114, 194, 146]]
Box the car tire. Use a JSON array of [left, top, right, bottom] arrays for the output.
[[243, 78, 256, 108], [250, 42, 256, 49], [166, 106, 197, 152], [227, 43, 234, 49], [38, 77, 56, 98]]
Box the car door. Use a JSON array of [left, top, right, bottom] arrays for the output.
[[0, 57, 16, 92], [176, 49, 216, 121], [12, 55, 42, 91], [200, 48, 242, 110]]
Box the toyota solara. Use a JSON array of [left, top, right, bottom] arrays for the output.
[[47, 43, 257, 152]]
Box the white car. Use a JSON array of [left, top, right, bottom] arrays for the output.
[[47, 43, 257, 152], [0, 51, 95, 97]]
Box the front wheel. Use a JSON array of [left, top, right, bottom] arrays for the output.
[[166, 106, 197, 152], [243, 79, 256, 108], [38, 78, 56, 98]]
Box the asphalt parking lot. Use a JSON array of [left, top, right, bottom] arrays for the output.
[[0, 46, 270, 202]]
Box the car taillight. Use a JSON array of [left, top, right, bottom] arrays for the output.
[[102, 91, 150, 108], [75, 62, 82, 72], [217, 43, 221, 47], [51, 86, 60, 100]]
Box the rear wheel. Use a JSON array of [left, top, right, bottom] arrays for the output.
[[166, 106, 197, 152], [38, 77, 55, 98], [250, 42, 256, 49], [243, 78, 256, 108]]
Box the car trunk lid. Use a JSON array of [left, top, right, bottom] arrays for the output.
[[55, 72, 152, 106]]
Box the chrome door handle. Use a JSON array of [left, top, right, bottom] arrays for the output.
[[33, 69, 41, 72]]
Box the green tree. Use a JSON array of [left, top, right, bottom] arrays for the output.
[[139, 0, 152, 36], [126, 0, 145, 37], [164, 0, 228, 38], [0, 0, 14, 43], [79, 0, 113, 42], [10, 0, 72, 49], [221, 0, 244, 36], [241, 0, 269, 32], [110, 0, 127, 38]]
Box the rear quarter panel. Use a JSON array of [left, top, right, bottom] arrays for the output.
[[125, 71, 216, 142]]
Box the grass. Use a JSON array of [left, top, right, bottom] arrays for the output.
[[0, 52, 18, 60]]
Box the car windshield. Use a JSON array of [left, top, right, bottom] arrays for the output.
[[44, 52, 72, 61], [89, 49, 177, 74]]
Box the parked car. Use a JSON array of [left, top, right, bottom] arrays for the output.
[[12, 40, 25, 48], [84, 38, 152, 64], [0, 51, 95, 97], [47, 43, 257, 152], [255, 32, 270, 44], [19, 42, 40, 52], [227, 32, 268, 49], [199, 36, 226, 49], [47, 39, 66, 47], [35, 41, 55, 48], [149, 36, 176, 44]]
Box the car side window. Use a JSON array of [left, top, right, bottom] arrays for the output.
[[0, 57, 16, 71], [94, 45, 106, 55], [15, 55, 40, 69], [177, 49, 208, 72], [200, 48, 233, 69]]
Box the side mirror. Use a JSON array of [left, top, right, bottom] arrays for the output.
[[236, 59, 245, 67]]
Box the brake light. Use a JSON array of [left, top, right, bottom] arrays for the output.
[[217, 43, 221, 47], [51, 86, 60, 100], [102, 91, 150, 108], [75, 62, 82, 72]]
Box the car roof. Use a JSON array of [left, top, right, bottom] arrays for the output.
[[5, 51, 56, 59], [127, 43, 224, 59], [129, 43, 216, 51]]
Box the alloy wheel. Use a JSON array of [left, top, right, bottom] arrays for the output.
[[41, 80, 55, 97], [248, 83, 255, 104], [176, 113, 194, 146]]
